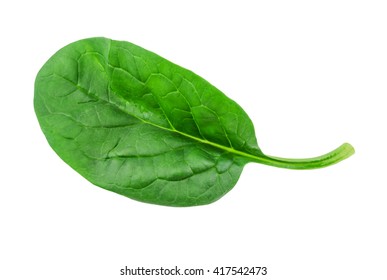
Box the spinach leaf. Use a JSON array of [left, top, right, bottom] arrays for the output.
[[34, 37, 354, 206]]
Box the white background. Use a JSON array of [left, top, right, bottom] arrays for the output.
[[1, 1, 386, 279]]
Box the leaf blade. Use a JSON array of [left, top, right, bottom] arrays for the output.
[[34, 37, 258, 206]]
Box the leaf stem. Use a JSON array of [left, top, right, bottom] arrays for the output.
[[252, 143, 355, 169]]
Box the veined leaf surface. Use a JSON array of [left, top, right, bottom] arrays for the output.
[[34, 37, 354, 206]]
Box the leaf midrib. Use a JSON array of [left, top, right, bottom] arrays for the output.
[[46, 72, 263, 164]]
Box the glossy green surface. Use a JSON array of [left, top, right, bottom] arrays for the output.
[[34, 37, 354, 206]]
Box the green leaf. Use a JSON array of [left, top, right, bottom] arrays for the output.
[[34, 37, 355, 206]]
